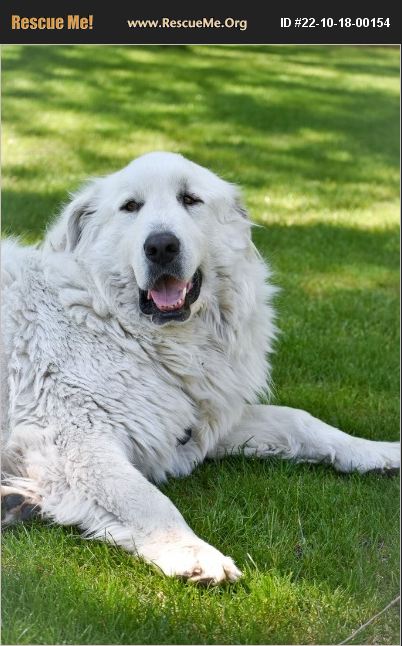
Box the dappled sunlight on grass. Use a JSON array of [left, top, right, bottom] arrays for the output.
[[298, 266, 398, 295], [2, 45, 400, 243]]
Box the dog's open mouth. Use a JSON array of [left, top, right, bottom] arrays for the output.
[[139, 269, 202, 325]]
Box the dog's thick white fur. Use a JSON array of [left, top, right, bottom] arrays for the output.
[[1, 152, 399, 584]]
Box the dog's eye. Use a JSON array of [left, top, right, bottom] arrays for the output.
[[120, 200, 143, 213], [181, 194, 203, 207]]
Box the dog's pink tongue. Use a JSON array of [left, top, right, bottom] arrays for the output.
[[150, 277, 187, 310]]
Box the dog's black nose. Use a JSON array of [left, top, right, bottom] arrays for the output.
[[144, 232, 181, 265]]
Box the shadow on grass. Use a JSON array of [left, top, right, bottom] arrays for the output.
[[2, 45, 399, 212], [252, 221, 399, 273], [251, 222, 399, 405]]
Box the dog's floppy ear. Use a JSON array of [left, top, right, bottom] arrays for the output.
[[233, 195, 249, 219], [45, 180, 98, 252], [228, 184, 250, 220], [215, 182, 251, 227]]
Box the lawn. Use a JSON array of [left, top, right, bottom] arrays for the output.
[[1, 45, 400, 645]]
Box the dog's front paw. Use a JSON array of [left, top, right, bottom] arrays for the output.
[[142, 537, 242, 584], [335, 440, 400, 473]]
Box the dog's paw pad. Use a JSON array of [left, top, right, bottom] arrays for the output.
[[1, 492, 40, 526], [2, 493, 25, 511]]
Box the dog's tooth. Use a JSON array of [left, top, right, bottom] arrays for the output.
[[147, 291, 151, 300]]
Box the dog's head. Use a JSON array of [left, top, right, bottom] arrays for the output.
[[46, 152, 252, 327]]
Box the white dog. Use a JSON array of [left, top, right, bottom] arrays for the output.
[[1, 152, 399, 584]]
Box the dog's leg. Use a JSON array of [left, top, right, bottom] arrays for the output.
[[7, 434, 241, 584], [210, 405, 400, 473]]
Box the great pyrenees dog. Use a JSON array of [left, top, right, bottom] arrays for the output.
[[1, 152, 399, 584]]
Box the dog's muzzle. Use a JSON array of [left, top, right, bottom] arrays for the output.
[[139, 269, 202, 325]]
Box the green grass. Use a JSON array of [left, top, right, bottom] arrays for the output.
[[1, 45, 400, 645]]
